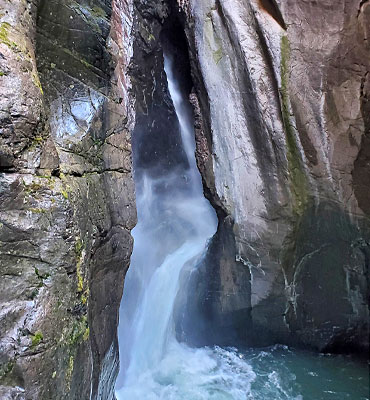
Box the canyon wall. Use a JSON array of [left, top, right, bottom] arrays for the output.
[[180, 0, 369, 352], [0, 0, 369, 398], [0, 0, 136, 399], [125, 0, 369, 353]]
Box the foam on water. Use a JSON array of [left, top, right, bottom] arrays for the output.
[[117, 344, 369, 400], [117, 344, 257, 400]]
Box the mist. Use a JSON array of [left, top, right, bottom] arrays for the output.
[[115, 51, 217, 394]]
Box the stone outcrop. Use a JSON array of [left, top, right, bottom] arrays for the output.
[[0, 1, 136, 399], [179, 0, 369, 352]]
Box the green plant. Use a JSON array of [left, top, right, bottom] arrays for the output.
[[31, 331, 43, 348], [0, 22, 18, 51]]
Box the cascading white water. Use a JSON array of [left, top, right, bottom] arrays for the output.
[[115, 51, 217, 395], [115, 52, 369, 400]]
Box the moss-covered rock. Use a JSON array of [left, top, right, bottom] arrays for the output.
[[0, 0, 136, 399], [280, 35, 309, 216]]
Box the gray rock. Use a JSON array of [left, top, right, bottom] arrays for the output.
[[181, 0, 369, 352], [0, 0, 136, 399], [1, 0, 369, 398]]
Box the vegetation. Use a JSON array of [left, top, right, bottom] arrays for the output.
[[280, 35, 309, 215], [69, 316, 89, 345], [75, 238, 84, 293], [0, 22, 18, 51], [31, 331, 43, 348]]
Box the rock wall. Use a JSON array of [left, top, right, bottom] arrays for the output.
[[179, 0, 369, 352], [0, 0, 136, 399], [129, 0, 188, 178], [1, 0, 369, 397]]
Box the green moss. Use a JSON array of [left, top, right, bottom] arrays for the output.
[[32, 72, 43, 95], [75, 238, 84, 293], [30, 182, 42, 191], [75, 238, 83, 257], [0, 70, 5, 76], [62, 46, 95, 70], [92, 138, 103, 146], [81, 289, 89, 305], [77, 270, 83, 293], [0, 22, 18, 51], [83, 327, 89, 341], [27, 288, 39, 300], [79, 57, 94, 69], [37, 175, 56, 188], [29, 207, 46, 214], [280, 35, 309, 215], [68, 355, 74, 372], [69, 316, 89, 345], [34, 136, 44, 144], [25, 135, 46, 152], [212, 48, 223, 64], [23, 180, 43, 195], [66, 355, 74, 388], [30, 331, 43, 348], [35, 267, 50, 281], [68, 1, 105, 34], [34, 267, 50, 290], [59, 174, 70, 200], [0, 360, 14, 380], [91, 5, 107, 19], [61, 189, 69, 199]]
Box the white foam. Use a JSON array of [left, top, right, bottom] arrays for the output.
[[115, 51, 217, 393]]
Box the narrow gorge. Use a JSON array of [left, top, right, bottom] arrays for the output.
[[0, 0, 369, 399]]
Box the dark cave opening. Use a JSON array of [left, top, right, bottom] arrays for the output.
[[130, 2, 194, 179]]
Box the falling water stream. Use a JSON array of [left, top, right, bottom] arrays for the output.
[[115, 53, 369, 400]]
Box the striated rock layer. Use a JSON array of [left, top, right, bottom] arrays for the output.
[[179, 0, 369, 352], [0, 0, 136, 399]]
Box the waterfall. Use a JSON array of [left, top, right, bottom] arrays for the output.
[[115, 50, 217, 394], [114, 50, 368, 400]]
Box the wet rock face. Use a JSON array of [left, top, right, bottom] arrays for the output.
[[0, 0, 136, 399], [0, 0, 43, 172], [176, 215, 252, 348], [129, 0, 189, 178], [180, 0, 369, 352], [0, 0, 368, 397]]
